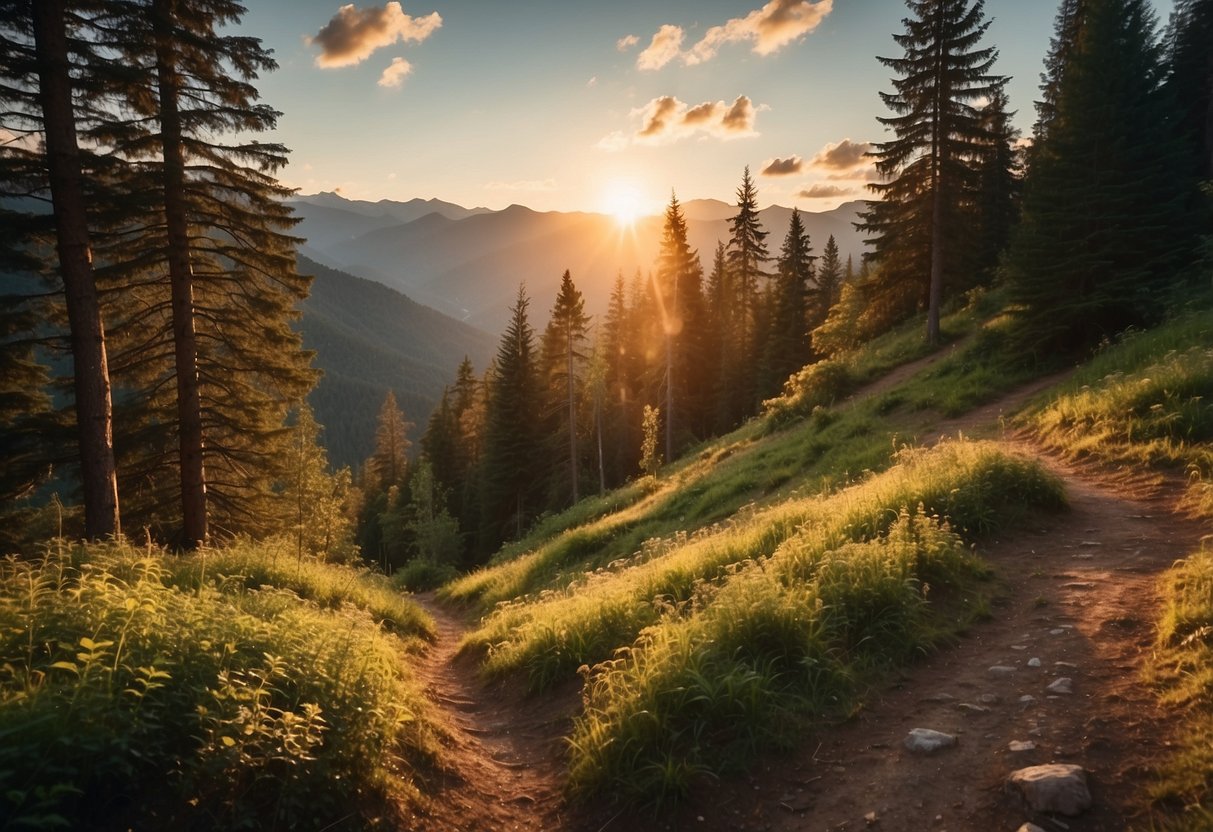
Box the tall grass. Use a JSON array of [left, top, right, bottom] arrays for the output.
[[1145, 546, 1213, 830], [567, 509, 991, 806], [0, 540, 439, 830], [1023, 310, 1213, 518], [467, 441, 1063, 693]]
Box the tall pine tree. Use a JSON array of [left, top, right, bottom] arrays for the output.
[[859, 0, 1006, 345], [540, 270, 590, 506]]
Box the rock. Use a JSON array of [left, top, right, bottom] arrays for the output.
[[989, 665, 1017, 675], [1011, 644, 1028, 650], [957, 702, 990, 714], [979, 693, 1002, 705], [1028, 657, 1042, 668], [1017, 824, 1047, 832], [921, 692, 956, 703], [1049, 628, 1066, 635], [1007, 764, 1092, 816], [1055, 661, 1078, 669], [1019, 695, 1038, 705], [1047, 677, 1073, 695], [864, 810, 878, 824], [1009, 740, 1037, 752], [904, 728, 957, 753]]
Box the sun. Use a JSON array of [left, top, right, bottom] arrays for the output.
[[601, 180, 645, 228]]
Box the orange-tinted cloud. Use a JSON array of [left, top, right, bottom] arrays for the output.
[[312, 2, 441, 68], [811, 138, 872, 170], [598, 95, 759, 150], [637, 0, 831, 71], [378, 56, 412, 87], [761, 156, 805, 176], [636, 24, 684, 71], [797, 184, 853, 199], [616, 34, 640, 51]]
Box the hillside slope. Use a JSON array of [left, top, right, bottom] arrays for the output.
[[298, 255, 495, 468]]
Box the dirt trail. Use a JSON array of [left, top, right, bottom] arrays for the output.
[[401, 368, 1210, 831], [401, 596, 574, 831]]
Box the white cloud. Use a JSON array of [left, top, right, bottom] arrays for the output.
[[378, 56, 413, 87], [636, 24, 684, 71], [311, 2, 441, 68]]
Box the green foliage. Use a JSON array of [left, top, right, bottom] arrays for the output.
[[392, 557, 460, 592], [1023, 308, 1213, 518], [640, 405, 662, 479], [567, 508, 989, 805], [0, 540, 438, 830]]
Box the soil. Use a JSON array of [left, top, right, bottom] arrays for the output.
[[399, 370, 1212, 832]]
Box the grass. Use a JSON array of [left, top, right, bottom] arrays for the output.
[[0, 540, 440, 830], [1145, 546, 1213, 830], [1022, 307, 1213, 518]]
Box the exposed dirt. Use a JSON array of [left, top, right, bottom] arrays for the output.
[[399, 370, 1211, 832]]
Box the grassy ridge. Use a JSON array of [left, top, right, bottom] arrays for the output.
[[0, 541, 439, 830]]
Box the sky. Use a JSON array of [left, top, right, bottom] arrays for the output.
[[237, 0, 1176, 217]]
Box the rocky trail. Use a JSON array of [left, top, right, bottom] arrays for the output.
[[400, 369, 1211, 831]]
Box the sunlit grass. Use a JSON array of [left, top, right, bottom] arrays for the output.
[[1022, 308, 1213, 518], [0, 540, 439, 829]]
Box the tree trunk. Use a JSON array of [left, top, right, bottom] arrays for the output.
[[153, 0, 207, 547], [567, 328, 578, 504], [32, 0, 121, 540]]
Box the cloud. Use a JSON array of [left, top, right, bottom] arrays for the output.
[[797, 184, 853, 199], [586, 76, 598, 88], [810, 138, 872, 170], [600, 95, 759, 150], [484, 179, 558, 192], [761, 156, 804, 176], [637, 24, 684, 71], [312, 2, 441, 68], [636, 0, 831, 71], [826, 167, 880, 182], [616, 33, 639, 51], [377, 56, 412, 87]]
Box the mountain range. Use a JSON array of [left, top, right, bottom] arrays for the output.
[[291, 192, 867, 333]]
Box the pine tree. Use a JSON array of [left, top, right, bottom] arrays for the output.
[[1, 0, 121, 538], [480, 285, 543, 555], [972, 88, 1021, 282], [815, 234, 843, 329], [653, 192, 705, 459], [762, 208, 814, 396], [720, 168, 769, 419], [284, 404, 355, 562], [859, 0, 1006, 345], [368, 390, 411, 492], [540, 270, 590, 506], [601, 272, 635, 486], [1006, 0, 1192, 353], [705, 241, 739, 433], [1165, 0, 1213, 188], [1032, 0, 1086, 147]]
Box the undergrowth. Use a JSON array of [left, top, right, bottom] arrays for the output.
[[1145, 546, 1213, 830], [0, 540, 439, 830]]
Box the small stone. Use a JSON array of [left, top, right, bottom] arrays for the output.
[[957, 702, 990, 714], [1009, 740, 1037, 752], [921, 692, 956, 703], [989, 665, 1017, 675], [1055, 661, 1078, 669], [1011, 644, 1028, 650], [864, 810, 877, 824], [697, 816, 705, 822], [1017, 824, 1047, 832], [1050, 628, 1066, 635], [979, 693, 1001, 705], [1047, 677, 1073, 695], [1028, 657, 1042, 668], [1019, 695, 1038, 705], [1080, 541, 1101, 547], [904, 728, 957, 753], [1006, 764, 1092, 816]]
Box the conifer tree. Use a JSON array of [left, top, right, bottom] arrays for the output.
[[722, 168, 769, 417], [1, 0, 121, 538], [859, 0, 1006, 345], [653, 193, 705, 459], [815, 234, 843, 329], [601, 272, 635, 485], [285, 404, 355, 562], [541, 270, 590, 505], [1165, 0, 1213, 186], [1006, 0, 1192, 352], [480, 285, 543, 555], [972, 88, 1022, 282], [368, 391, 411, 492], [762, 209, 814, 396]]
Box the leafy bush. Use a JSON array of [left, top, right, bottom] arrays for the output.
[[0, 541, 439, 830], [393, 557, 460, 592]]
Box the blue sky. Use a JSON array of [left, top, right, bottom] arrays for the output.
[[238, 0, 1175, 215]]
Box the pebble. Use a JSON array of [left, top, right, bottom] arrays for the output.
[[1028, 657, 1042, 668], [989, 665, 1017, 675], [1055, 661, 1078, 669], [1049, 628, 1066, 635], [921, 692, 956, 703], [957, 703, 990, 714], [1047, 677, 1074, 695], [1011, 644, 1028, 650], [1006, 764, 1092, 816], [1017, 824, 1047, 832], [979, 693, 1001, 705], [1019, 695, 1038, 705], [1009, 740, 1037, 752], [904, 728, 957, 753]]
